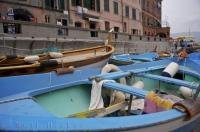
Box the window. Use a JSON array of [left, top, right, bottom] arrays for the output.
[[45, 0, 65, 10], [58, 0, 65, 10], [132, 29, 138, 35], [75, 21, 82, 28], [57, 19, 68, 26], [71, 0, 82, 6], [125, 6, 129, 18], [3, 23, 21, 34], [123, 22, 127, 32], [114, 27, 119, 39], [132, 8, 136, 20], [96, 0, 100, 12], [45, 15, 50, 23], [104, 0, 109, 12], [58, 28, 68, 35], [84, 0, 95, 10], [62, 19, 67, 26], [105, 21, 110, 31], [113, 2, 118, 15]]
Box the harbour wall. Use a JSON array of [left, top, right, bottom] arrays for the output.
[[0, 38, 170, 55], [0, 20, 170, 55]]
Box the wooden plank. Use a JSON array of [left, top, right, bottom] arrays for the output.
[[68, 101, 128, 118]]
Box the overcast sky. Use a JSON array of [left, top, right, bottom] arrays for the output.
[[162, 0, 200, 33]]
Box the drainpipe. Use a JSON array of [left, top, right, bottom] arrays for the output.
[[121, 0, 124, 32], [67, 0, 71, 25]]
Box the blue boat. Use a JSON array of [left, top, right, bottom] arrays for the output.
[[109, 52, 159, 65], [188, 52, 200, 66], [1, 59, 200, 131]]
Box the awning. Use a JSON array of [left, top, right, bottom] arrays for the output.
[[13, 8, 34, 21], [88, 18, 104, 23]]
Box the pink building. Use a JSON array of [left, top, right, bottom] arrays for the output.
[[0, 0, 143, 36], [69, 0, 143, 35]]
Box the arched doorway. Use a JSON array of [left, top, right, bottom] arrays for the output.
[[156, 33, 167, 38]]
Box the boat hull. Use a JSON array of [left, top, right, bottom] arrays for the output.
[[1, 59, 200, 131], [0, 45, 114, 76]]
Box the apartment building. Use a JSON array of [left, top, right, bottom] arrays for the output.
[[69, 0, 143, 36], [142, 0, 170, 38], [0, 0, 168, 38]]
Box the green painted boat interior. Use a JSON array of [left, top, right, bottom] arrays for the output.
[[127, 68, 200, 97], [34, 69, 200, 118], [35, 84, 92, 117]]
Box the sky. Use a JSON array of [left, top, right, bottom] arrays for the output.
[[162, 0, 200, 33]]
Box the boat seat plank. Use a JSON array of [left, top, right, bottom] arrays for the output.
[[68, 101, 128, 118], [54, 51, 106, 63], [103, 82, 147, 98], [89, 71, 131, 81]]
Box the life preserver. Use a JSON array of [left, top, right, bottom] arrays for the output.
[[101, 64, 126, 84], [102, 64, 126, 105]]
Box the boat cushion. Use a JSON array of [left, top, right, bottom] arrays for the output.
[[173, 98, 200, 120]]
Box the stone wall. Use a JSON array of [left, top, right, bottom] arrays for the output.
[[0, 20, 170, 55], [0, 38, 170, 55]]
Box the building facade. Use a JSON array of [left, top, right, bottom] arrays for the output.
[[0, 0, 169, 38], [0, 0, 143, 35], [69, 0, 143, 36], [142, 0, 170, 38]]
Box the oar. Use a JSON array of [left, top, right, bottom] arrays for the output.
[[68, 101, 128, 118]]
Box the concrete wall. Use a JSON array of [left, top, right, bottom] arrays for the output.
[[0, 38, 170, 55], [0, 20, 170, 55], [0, 20, 167, 40]]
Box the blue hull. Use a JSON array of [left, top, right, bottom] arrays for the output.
[[1, 59, 200, 131]]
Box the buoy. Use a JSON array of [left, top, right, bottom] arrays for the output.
[[162, 62, 179, 77], [127, 81, 144, 100], [132, 81, 144, 89], [24, 55, 39, 63], [179, 86, 193, 99], [49, 52, 63, 58]]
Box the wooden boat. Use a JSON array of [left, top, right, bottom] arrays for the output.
[[0, 45, 114, 76], [1, 59, 200, 131]]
